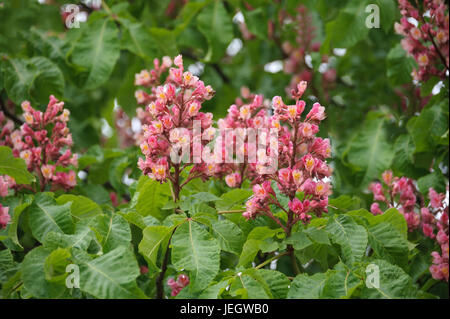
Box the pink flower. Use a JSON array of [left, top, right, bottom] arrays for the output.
[[437, 230, 449, 245], [288, 198, 304, 215], [429, 188, 444, 209], [41, 164, 55, 180], [382, 170, 393, 186], [167, 274, 190, 297], [225, 173, 241, 188], [140, 265, 149, 275], [370, 202, 383, 216], [0, 204, 10, 229], [422, 223, 435, 239], [306, 102, 326, 121]]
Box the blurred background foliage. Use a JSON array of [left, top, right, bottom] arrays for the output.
[[0, 0, 448, 205]]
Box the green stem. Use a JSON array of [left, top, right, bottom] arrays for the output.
[[255, 251, 289, 270], [421, 277, 438, 292]]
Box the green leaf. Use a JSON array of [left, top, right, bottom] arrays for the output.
[[417, 171, 447, 194], [148, 28, 178, 57], [133, 176, 171, 221], [370, 208, 407, 238], [138, 225, 173, 271], [322, 1, 370, 52], [304, 227, 330, 245], [21, 246, 68, 298], [375, 0, 397, 33], [119, 19, 159, 59], [1, 57, 35, 104], [44, 248, 71, 284], [89, 214, 131, 253], [408, 102, 448, 153], [196, 0, 234, 62], [1, 56, 64, 104], [71, 17, 120, 89], [7, 195, 33, 249], [0, 146, 35, 184], [28, 193, 74, 243], [28, 56, 64, 104], [77, 246, 146, 299], [212, 219, 245, 255], [229, 273, 270, 299], [321, 262, 362, 298], [56, 195, 102, 221], [285, 231, 313, 250], [326, 214, 368, 265], [361, 259, 418, 298], [387, 43, 416, 85], [171, 220, 220, 291], [43, 222, 93, 251], [0, 249, 16, 282], [392, 134, 416, 176], [254, 269, 290, 299], [345, 113, 394, 188], [216, 189, 252, 211], [119, 210, 160, 229], [367, 222, 410, 268], [287, 273, 328, 299], [238, 239, 262, 267], [243, 7, 268, 39]]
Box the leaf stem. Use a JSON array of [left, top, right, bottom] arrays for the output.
[[255, 251, 289, 269]]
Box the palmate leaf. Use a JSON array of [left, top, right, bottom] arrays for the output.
[[70, 16, 120, 89], [171, 220, 220, 291], [77, 246, 147, 299], [344, 113, 394, 188], [27, 193, 74, 243], [326, 214, 368, 265], [0, 146, 35, 184]]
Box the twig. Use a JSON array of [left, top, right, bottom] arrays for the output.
[[218, 209, 245, 214]]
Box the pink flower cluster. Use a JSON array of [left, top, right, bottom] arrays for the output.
[[370, 170, 449, 281], [0, 175, 15, 229], [244, 81, 332, 228], [0, 96, 78, 191], [215, 87, 271, 188], [135, 55, 215, 199], [280, 5, 336, 100], [167, 274, 190, 297], [395, 0, 449, 81]]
